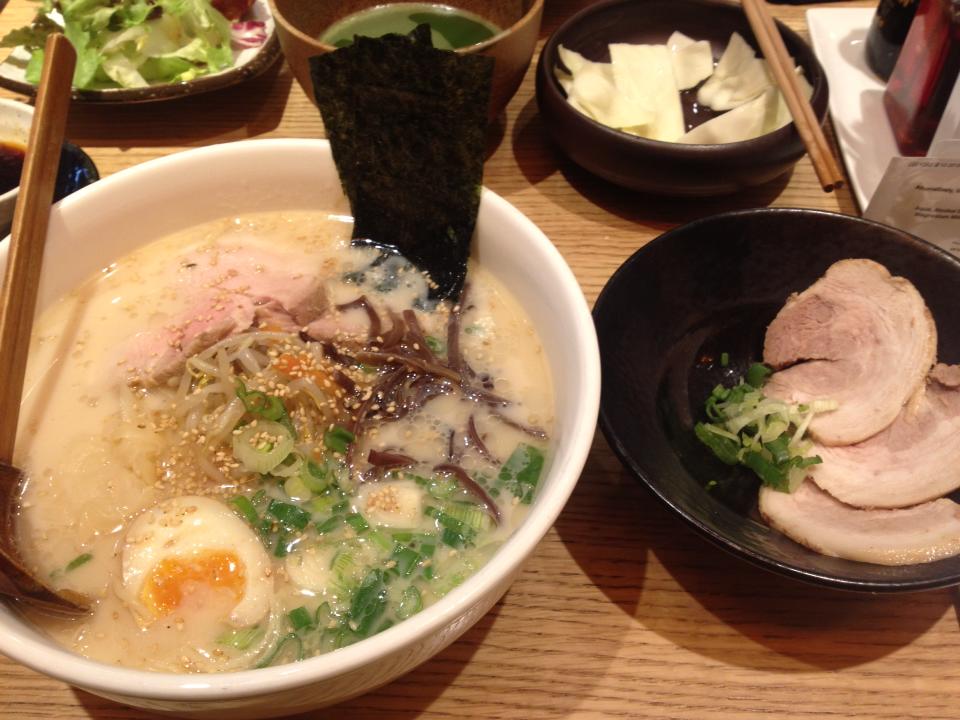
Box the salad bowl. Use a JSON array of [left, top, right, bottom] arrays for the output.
[[0, 0, 281, 102]]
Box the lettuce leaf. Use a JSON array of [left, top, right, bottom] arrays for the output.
[[2, 0, 237, 89]]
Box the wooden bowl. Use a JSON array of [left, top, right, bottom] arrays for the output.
[[268, 0, 543, 119], [535, 0, 829, 196]]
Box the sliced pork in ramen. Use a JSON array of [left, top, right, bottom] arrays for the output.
[[759, 480, 960, 565], [763, 259, 936, 446], [120, 242, 330, 386], [808, 364, 960, 509]]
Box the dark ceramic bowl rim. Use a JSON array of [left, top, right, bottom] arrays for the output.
[[539, 0, 826, 154], [594, 207, 960, 593], [271, 0, 545, 55]]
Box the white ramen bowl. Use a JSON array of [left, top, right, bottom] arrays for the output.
[[0, 139, 600, 718]]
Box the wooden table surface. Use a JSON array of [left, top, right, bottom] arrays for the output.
[[6, 1, 955, 718]]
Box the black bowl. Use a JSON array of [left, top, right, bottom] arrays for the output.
[[55, 142, 99, 202], [535, 0, 829, 196], [594, 208, 960, 591]]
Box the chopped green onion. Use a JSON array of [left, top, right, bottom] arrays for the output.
[[217, 625, 263, 650], [720, 352, 730, 367], [236, 379, 297, 438], [65, 553, 93, 572], [271, 453, 303, 479], [287, 606, 314, 632], [424, 335, 445, 354], [229, 495, 260, 526], [349, 569, 388, 637], [255, 632, 303, 669], [495, 444, 545, 504], [232, 421, 295, 474], [694, 423, 740, 465], [695, 366, 832, 492], [310, 492, 340, 515], [439, 502, 493, 532], [396, 585, 422, 619], [301, 459, 330, 493], [314, 601, 334, 628], [324, 425, 356, 454], [345, 513, 369, 534], [267, 500, 311, 531], [316, 515, 343, 534], [273, 531, 292, 557], [391, 546, 421, 576], [367, 529, 393, 553], [426, 474, 457, 499], [441, 527, 466, 547], [283, 474, 312, 502], [746, 362, 773, 388], [332, 548, 363, 586]]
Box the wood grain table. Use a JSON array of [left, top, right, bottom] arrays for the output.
[[5, 1, 954, 718]]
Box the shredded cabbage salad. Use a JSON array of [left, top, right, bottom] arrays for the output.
[[0, 0, 264, 89], [695, 362, 837, 492]]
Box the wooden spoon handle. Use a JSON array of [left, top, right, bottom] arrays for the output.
[[0, 34, 76, 464]]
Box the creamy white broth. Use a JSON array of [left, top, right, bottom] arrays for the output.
[[14, 210, 553, 672]]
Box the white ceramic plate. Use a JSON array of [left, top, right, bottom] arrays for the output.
[[0, 0, 280, 103], [806, 7, 899, 211]]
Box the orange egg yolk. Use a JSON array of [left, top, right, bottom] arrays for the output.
[[141, 551, 246, 616]]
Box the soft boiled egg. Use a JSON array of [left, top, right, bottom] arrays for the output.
[[118, 495, 272, 628]]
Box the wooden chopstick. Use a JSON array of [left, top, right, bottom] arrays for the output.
[[0, 34, 76, 462], [741, 0, 844, 193]]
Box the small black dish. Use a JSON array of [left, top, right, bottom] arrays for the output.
[[535, 0, 829, 196], [55, 142, 99, 202], [594, 208, 960, 591], [0, 141, 99, 237]]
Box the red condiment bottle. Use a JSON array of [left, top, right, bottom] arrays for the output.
[[884, 0, 960, 156]]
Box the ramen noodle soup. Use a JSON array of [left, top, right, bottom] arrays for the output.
[[14, 210, 553, 673]]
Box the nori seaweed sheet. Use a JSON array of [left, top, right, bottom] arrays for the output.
[[309, 26, 493, 300]]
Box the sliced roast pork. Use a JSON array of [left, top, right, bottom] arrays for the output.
[[808, 364, 960, 509], [759, 480, 960, 565], [763, 259, 936, 446], [121, 242, 329, 386]]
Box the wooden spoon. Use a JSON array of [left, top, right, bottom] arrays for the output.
[[0, 33, 89, 617]]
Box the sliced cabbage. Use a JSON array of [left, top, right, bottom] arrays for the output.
[[680, 87, 776, 144], [554, 32, 810, 146], [697, 31, 771, 111], [667, 31, 695, 52], [666, 32, 714, 91], [609, 43, 684, 142], [556, 45, 654, 128], [557, 44, 591, 75]]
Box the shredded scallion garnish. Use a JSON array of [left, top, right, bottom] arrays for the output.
[[695, 362, 836, 492]]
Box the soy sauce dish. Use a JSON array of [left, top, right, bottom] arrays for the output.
[[594, 208, 960, 591], [535, 0, 829, 196], [0, 98, 98, 233], [0, 139, 599, 717]]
